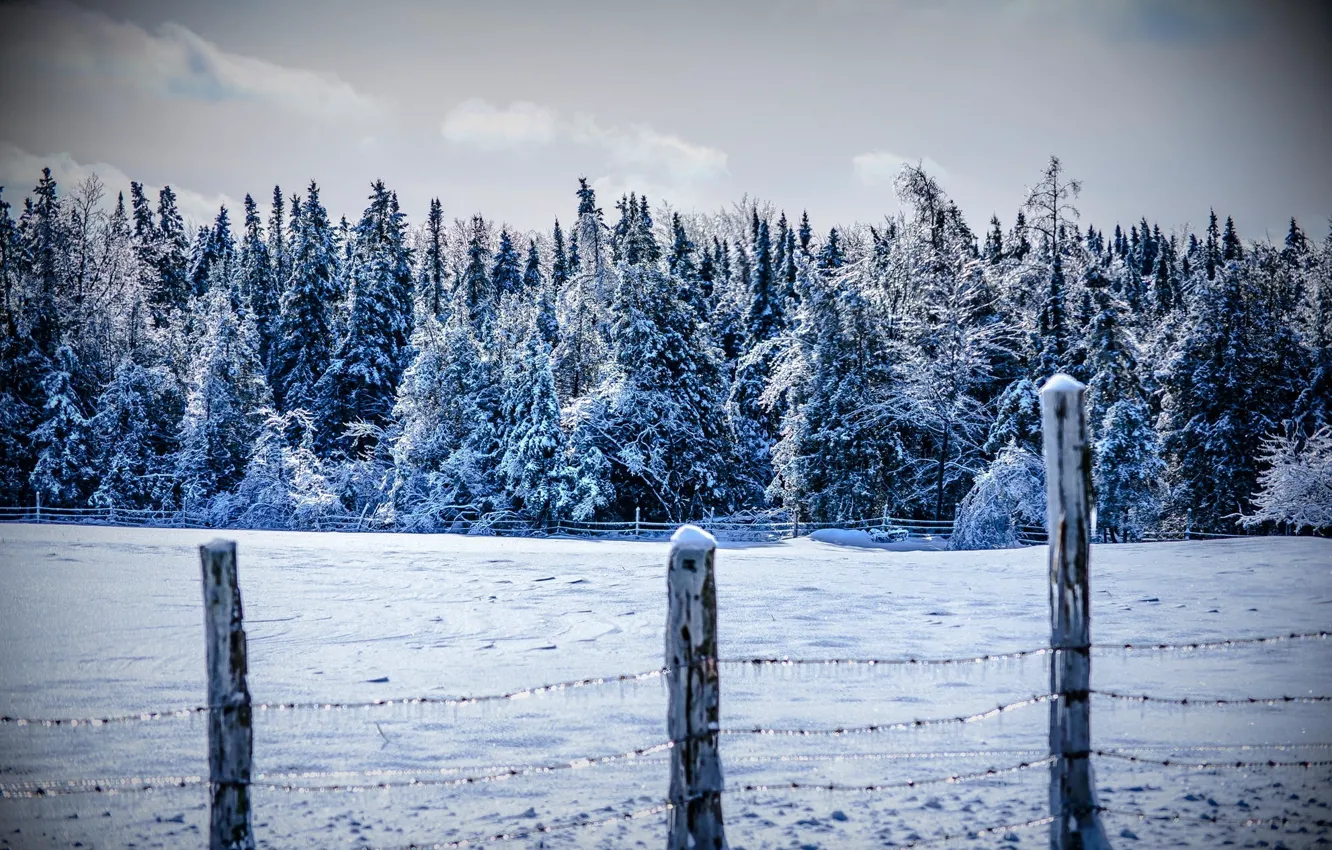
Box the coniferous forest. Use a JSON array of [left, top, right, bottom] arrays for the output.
[[2, 157, 1329, 539]]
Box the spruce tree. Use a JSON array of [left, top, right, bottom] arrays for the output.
[[550, 219, 570, 290], [1161, 260, 1269, 531], [499, 333, 568, 524], [175, 280, 271, 517], [392, 308, 495, 526], [418, 198, 447, 319], [239, 195, 277, 370], [458, 215, 494, 334], [90, 358, 184, 511], [154, 186, 189, 317], [491, 229, 522, 297], [272, 182, 337, 411], [522, 239, 543, 293], [313, 181, 415, 457], [29, 345, 94, 507]]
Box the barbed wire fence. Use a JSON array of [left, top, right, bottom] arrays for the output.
[[3, 376, 1329, 850]]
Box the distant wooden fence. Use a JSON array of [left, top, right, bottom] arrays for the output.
[[0, 503, 1244, 545]]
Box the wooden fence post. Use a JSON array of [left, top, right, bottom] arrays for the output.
[[1040, 375, 1110, 850], [200, 540, 255, 850], [666, 525, 727, 850]]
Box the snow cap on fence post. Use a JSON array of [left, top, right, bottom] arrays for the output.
[[666, 524, 727, 849], [200, 539, 255, 850], [1039, 375, 1110, 850]]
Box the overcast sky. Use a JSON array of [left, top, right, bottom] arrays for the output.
[[1, 0, 1328, 242]]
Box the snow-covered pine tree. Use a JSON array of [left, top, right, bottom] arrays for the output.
[[1093, 398, 1163, 541], [154, 186, 189, 318], [498, 332, 568, 524], [29, 345, 94, 507], [89, 357, 184, 511], [267, 187, 289, 299], [727, 215, 782, 504], [458, 215, 495, 335], [586, 256, 731, 520], [522, 238, 543, 293], [491, 229, 522, 298], [1160, 260, 1271, 531], [550, 218, 570, 290], [391, 307, 496, 529], [238, 195, 277, 371], [313, 181, 414, 457], [271, 182, 337, 412], [418, 198, 447, 320], [188, 206, 235, 299], [174, 270, 271, 519], [554, 180, 612, 401]]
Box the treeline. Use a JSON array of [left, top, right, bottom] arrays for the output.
[[1, 158, 1328, 535]]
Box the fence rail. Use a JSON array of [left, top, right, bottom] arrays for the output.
[[0, 504, 1255, 544]]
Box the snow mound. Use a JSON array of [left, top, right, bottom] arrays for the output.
[[807, 528, 948, 551]]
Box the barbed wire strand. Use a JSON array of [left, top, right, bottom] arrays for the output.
[[1093, 751, 1332, 770], [720, 648, 1051, 667], [1099, 631, 1328, 653], [0, 668, 670, 728], [1096, 806, 1323, 828], [0, 743, 677, 799], [726, 757, 1054, 795], [3, 631, 1324, 729], [372, 801, 672, 849], [1092, 690, 1331, 706], [0, 775, 206, 799], [721, 693, 1056, 737]]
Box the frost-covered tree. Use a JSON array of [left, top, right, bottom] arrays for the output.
[[89, 358, 184, 511], [457, 215, 494, 335], [950, 445, 1044, 550], [491, 229, 522, 298], [418, 198, 447, 320], [391, 309, 495, 528], [984, 377, 1042, 455], [585, 259, 731, 520], [1093, 399, 1163, 541], [1160, 260, 1271, 531], [272, 182, 337, 411], [29, 345, 94, 507], [499, 334, 568, 523], [153, 186, 190, 320], [313, 181, 414, 457], [175, 283, 271, 516], [238, 195, 277, 369], [1241, 426, 1332, 533], [226, 410, 341, 529]]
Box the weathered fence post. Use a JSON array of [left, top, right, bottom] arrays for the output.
[[791, 504, 800, 540], [636, 506, 642, 538], [666, 525, 727, 850], [200, 540, 255, 850], [1040, 375, 1110, 850]]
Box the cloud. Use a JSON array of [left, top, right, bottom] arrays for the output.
[[852, 150, 948, 186], [441, 99, 728, 182], [440, 99, 559, 151], [0, 1, 377, 121], [0, 142, 236, 227]]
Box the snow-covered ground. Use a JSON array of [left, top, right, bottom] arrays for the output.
[[0, 524, 1328, 849]]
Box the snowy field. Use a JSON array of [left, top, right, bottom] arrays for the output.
[[0, 524, 1329, 849]]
